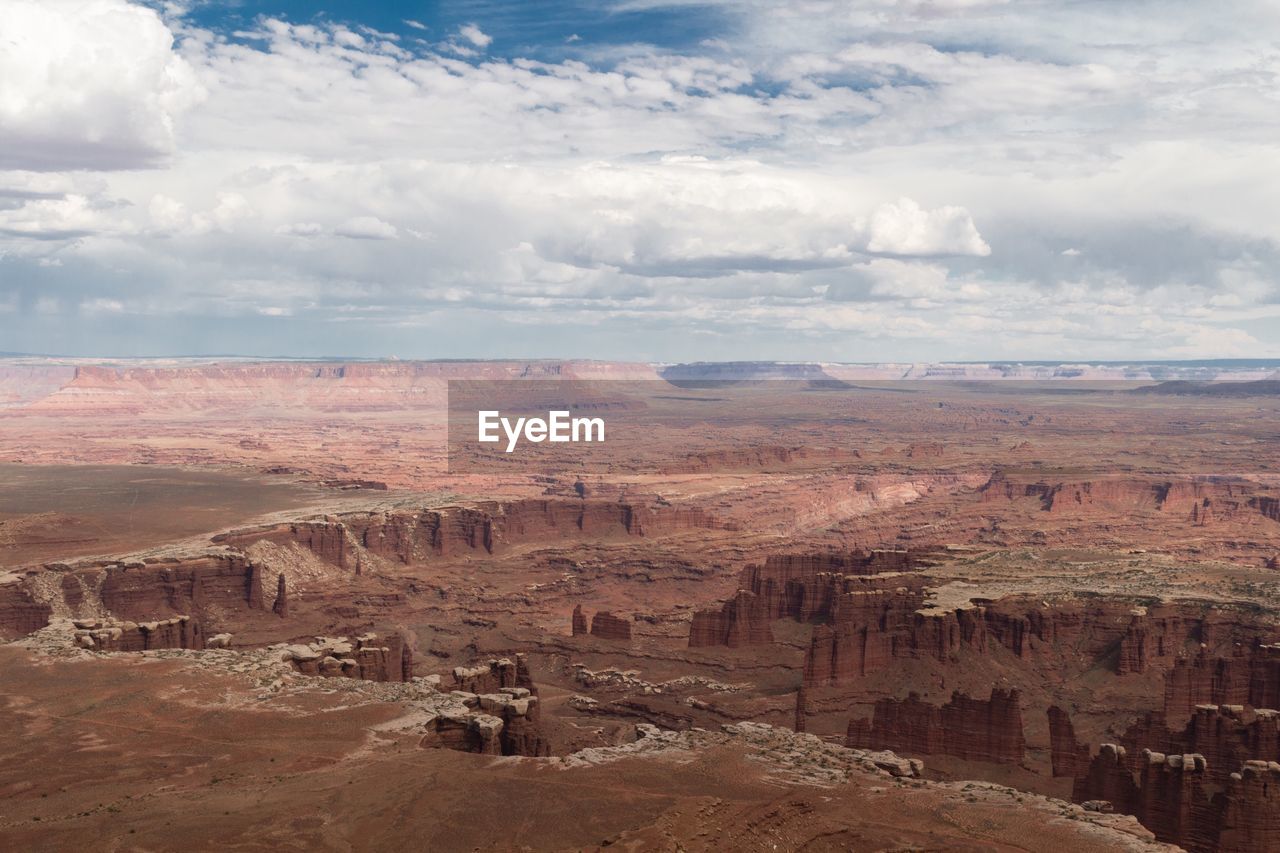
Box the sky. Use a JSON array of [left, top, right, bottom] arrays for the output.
[[0, 0, 1278, 361]]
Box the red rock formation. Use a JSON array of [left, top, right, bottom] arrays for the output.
[[217, 520, 358, 567], [420, 712, 503, 754], [571, 604, 588, 636], [1048, 705, 1090, 778], [804, 592, 1266, 689], [72, 615, 203, 651], [691, 557, 931, 651], [219, 498, 716, 568], [1073, 744, 1139, 814], [1251, 496, 1280, 523], [95, 554, 265, 620], [1180, 706, 1280, 779], [742, 549, 921, 623], [0, 580, 53, 639], [451, 654, 537, 695], [589, 611, 632, 641], [1114, 704, 1280, 791], [1164, 643, 1280, 721], [1217, 761, 1280, 852], [688, 589, 773, 648], [1136, 750, 1216, 851], [420, 687, 549, 758], [425, 653, 548, 757], [1117, 607, 1201, 674], [286, 632, 411, 682], [845, 688, 1025, 765], [272, 573, 288, 617], [979, 472, 1280, 528], [1075, 744, 1280, 851]]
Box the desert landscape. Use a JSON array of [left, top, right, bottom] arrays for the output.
[[7, 0, 1280, 848], [1, 358, 1279, 851]]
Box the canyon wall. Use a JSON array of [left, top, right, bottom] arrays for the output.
[[1047, 705, 1090, 778], [71, 615, 203, 652], [284, 633, 413, 682], [219, 498, 716, 568], [1164, 643, 1280, 721], [805, 594, 1267, 689], [450, 655, 537, 697], [0, 580, 54, 640], [424, 654, 548, 756], [845, 689, 1025, 765], [689, 550, 930, 649], [1075, 746, 1280, 852], [17, 361, 659, 415], [1, 552, 267, 640], [1067, 643, 1280, 850], [688, 589, 774, 648], [980, 472, 1280, 531], [589, 611, 632, 642]]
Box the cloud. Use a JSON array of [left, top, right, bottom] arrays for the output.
[[0, 0, 1277, 359], [459, 24, 493, 49], [0, 0, 203, 171], [334, 216, 399, 240], [866, 198, 990, 257]]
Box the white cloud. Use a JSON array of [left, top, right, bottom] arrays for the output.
[[335, 216, 399, 240], [459, 24, 493, 49], [865, 198, 990, 257], [0, 0, 1277, 359], [0, 0, 203, 170]]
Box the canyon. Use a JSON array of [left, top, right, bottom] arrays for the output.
[[2, 358, 1280, 851]]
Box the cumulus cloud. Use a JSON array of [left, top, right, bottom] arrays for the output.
[[866, 198, 990, 257], [0, 0, 203, 171], [458, 24, 493, 48], [0, 0, 1277, 359]]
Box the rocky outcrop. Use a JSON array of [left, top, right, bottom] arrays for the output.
[[71, 615, 203, 651], [1048, 705, 1090, 777], [1075, 745, 1280, 852], [1074, 745, 1140, 816], [421, 689, 549, 757], [1074, 747, 1213, 847], [271, 573, 288, 617], [1218, 761, 1280, 852], [423, 653, 549, 756], [1111, 704, 1280, 792], [420, 710, 506, 754], [845, 689, 1025, 765], [1136, 750, 1216, 851], [980, 473, 1280, 528], [570, 607, 632, 641], [589, 611, 632, 642], [283, 632, 412, 682], [741, 549, 921, 622], [687, 550, 932, 649], [1164, 643, 1280, 721], [1118, 607, 1200, 674], [216, 498, 716, 571], [1, 552, 269, 640], [0, 580, 54, 639], [450, 654, 537, 697], [803, 592, 1263, 689], [688, 589, 773, 648]]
